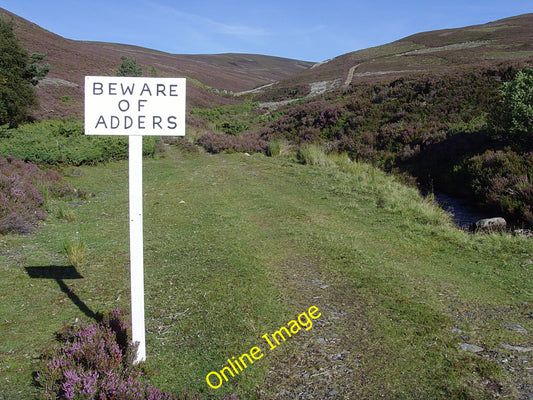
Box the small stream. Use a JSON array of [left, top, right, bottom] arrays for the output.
[[431, 192, 491, 229], [431, 191, 532, 235]]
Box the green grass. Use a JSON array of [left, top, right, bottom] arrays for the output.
[[0, 119, 158, 165], [0, 146, 531, 399], [485, 50, 533, 59], [297, 143, 336, 167], [62, 236, 87, 268], [266, 139, 292, 158]]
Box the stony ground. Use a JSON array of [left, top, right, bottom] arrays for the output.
[[257, 256, 533, 399], [258, 256, 370, 399]]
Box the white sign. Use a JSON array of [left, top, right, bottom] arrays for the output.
[[85, 76, 186, 136], [84, 76, 187, 363]]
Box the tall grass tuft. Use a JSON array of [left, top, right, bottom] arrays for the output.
[[267, 139, 292, 157], [297, 143, 334, 166], [334, 156, 452, 226], [63, 236, 87, 268], [57, 204, 76, 221]]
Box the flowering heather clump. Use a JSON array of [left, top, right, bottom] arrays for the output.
[[36, 309, 237, 400], [196, 132, 267, 154], [466, 150, 533, 223], [0, 155, 77, 234], [37, 309, 172, 400]]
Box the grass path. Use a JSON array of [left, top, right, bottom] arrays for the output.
[[0, 148, 531, 399]]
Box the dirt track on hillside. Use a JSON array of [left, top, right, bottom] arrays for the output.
[[344, 64, 360, 86]]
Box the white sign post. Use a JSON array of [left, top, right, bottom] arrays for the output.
[[85, 76, 186, 362]]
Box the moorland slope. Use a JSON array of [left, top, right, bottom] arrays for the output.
[[0, 8, 314, 119], [253, 13, 533, 100], [1, 9, 533, 400]]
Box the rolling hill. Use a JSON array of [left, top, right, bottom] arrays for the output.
[[1, 10, 533, 398], [3, 8, 532, 116], [252, 13, 533, 100], [0, 7, 314, 119]]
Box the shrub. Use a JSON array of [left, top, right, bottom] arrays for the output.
[[0, 120, 158, 165], [0, 155, 77, 234], [36, 309, 229, 400], [0, 16, 50, 127], [489, 66, 533, 145], [196, 132, 267, 154], [217, 119, 249, 136], [465, 150, 533, 223], [117, 56, 143, 77], [190, 103, 256, 137], [259, 65, 508, 166]]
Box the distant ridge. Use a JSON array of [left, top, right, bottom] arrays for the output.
[[1, 8, 532, 118], [253, 13, 533, 100], [0, 8, 314, 119]]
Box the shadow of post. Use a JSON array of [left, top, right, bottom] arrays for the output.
[[25, 265, 99, 322]]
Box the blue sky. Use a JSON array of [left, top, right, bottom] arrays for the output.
[[2, 1, 531, 62]]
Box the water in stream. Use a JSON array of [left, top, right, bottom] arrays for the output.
[[431, 192, 491, 229]]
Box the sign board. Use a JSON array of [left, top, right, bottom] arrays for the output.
[[84, 76, 186, 363], [85, 76, 186, 136]]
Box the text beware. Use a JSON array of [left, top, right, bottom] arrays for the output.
[[84, 76, 186, 136]]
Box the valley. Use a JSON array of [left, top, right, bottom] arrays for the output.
[[0, 7, 532, 399]]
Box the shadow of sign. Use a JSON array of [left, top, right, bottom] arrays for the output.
[[25, 266, 99, 321], [25, 265, 84, 279]]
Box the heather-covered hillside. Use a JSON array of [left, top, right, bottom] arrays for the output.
[[252, 13, 533, 101], [1, 9, 533, 399], [2, 7, 532, 225], [254, 62, 533, 224], [0, 8, 313, 119]]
